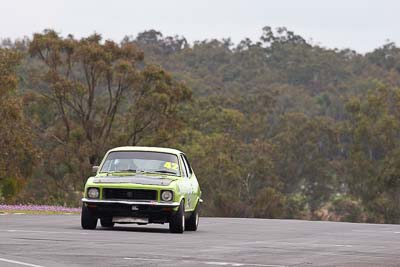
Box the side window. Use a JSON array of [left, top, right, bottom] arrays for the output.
[[182, 154, 193, 176], [180, 155, 189, 177]]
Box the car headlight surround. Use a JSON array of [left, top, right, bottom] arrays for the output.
[[161, 190, 173, 201], [87, 187, 100, 199]]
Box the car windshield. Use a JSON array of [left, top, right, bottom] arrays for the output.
[[100, 151, 181, 176]]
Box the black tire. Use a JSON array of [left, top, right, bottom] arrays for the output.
[[185, 203, 199, 231], [81, 204, 97, 230], [100, 217, 114, 228], [169, 200, 185, 233]]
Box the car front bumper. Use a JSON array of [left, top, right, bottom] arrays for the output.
[[81, 198, 180, 224], [82, 198, 180, 207]]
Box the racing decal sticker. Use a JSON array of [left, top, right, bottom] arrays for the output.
[[163, 162, 179, 170]]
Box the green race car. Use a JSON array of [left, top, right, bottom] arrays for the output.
[[81, 146, 202, 233]]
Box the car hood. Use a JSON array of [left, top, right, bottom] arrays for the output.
[[92, 175, 176, 186]]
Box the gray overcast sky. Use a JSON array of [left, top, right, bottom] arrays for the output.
[[1, 0, 399, 53]]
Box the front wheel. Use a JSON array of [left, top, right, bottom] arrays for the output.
[[169, 200, 185, 233], [185, 203, 199, 231], [81, 204, 97, 230]]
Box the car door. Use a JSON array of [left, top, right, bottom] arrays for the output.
[[181, 154, 199, 211]]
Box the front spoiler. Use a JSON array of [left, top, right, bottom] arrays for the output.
[[81, 198, 180, 207]]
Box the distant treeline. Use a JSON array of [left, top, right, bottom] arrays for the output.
[[1, 27, 400, 223]]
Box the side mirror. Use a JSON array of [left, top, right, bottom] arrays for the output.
[[92, 166, 99, 174]]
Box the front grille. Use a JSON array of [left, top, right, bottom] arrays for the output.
[[103, 188, 157, 201]]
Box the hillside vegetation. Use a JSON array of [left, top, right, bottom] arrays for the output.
[[2, 27, 400, 223]]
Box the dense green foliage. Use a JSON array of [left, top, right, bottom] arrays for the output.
[[2, 27, 400, 223]]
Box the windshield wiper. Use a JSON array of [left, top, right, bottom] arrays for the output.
[[134, 170, 178, 176], [103, 169, 178, 176], [117, 169, 137, 172], [153, 170, 178, 175], [101, 169, 137, 176]]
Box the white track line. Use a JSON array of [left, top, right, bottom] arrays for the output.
[[0, 257, 45, 267], [5, 229, 88, 235], [123, 257, 285, 267], [335, 244, 353, 248], [202, 262, 284, 267], [124, 257, 171, 262]]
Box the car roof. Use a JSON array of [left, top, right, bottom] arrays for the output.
[[107, 146, 184, 155]]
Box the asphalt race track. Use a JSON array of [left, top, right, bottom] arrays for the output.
[[0, 215, 400, 267]]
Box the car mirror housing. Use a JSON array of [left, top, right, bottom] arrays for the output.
[[92, 166, 99, 174]]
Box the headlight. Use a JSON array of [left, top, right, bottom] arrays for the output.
[[161, 190, 173, 201], [87, 188, 99, 199]]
